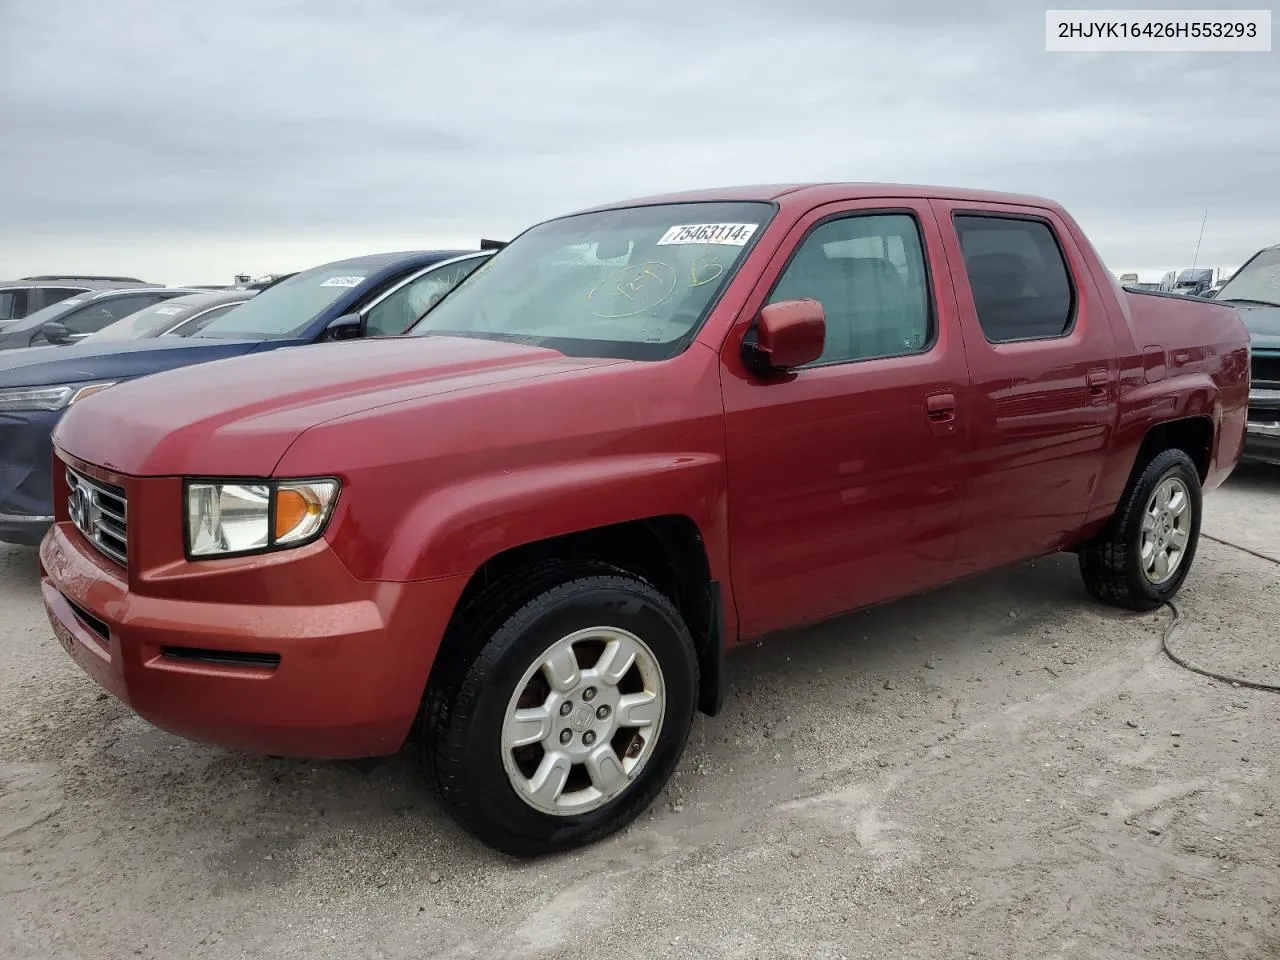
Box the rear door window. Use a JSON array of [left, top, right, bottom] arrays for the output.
[[36, 286, 87, 310], [0, 288, 28, 320], [953, 214, 1075, 342]]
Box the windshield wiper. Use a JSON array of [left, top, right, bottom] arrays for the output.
[[1220, 297, 1280, 308], [416, 329, 551, 348]]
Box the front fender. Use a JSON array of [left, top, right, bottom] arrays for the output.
[[374, 452, 729, 583]]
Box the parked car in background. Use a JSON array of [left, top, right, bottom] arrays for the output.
[[1170, 268, 1215, 297], [80, 290, 259, 345], [1198, 278, 1230, 299], [0, 276, 160, 331], [36, 183, 1249, 857], [1213, 242, 1280, 464], [232, 273, 298, 290], [0, 248, 489, 545], [0, 287, 207, 351], [183, 275, 298, 293]]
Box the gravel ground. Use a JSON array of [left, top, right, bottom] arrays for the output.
[[2, 465, 1278, 960]]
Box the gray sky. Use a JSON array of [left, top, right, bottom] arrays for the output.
[[2, 0, 1276, 283]]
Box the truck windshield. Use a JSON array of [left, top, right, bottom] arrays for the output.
[[1216, 248, 1280, 307], [408, 201, 774, 359], [192, 266, 371, 339]]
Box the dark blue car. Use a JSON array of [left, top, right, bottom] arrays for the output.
[[0, 247, 491, 545]]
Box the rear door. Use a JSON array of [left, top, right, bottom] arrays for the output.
[[929, 200, 1118, 576], [720, 198, 970, 637]]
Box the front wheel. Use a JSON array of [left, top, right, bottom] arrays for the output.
[[1079, 448, 1203, 611], [421, 572, 698, 857]]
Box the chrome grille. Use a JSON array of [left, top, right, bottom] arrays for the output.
[[65, 467, 127, 566], [1253, 353, 1280, 387]]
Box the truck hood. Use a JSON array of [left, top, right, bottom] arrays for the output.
[[1233, 302, 1280, 351], [53, 335, 623, 476], [0, 335, 265, 388]]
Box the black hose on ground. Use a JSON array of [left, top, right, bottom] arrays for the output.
[[1160, 534, 1280, 693]]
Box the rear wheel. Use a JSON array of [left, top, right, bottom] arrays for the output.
[[1078, 448, 1202, 611], [421, 571, 698, 856]]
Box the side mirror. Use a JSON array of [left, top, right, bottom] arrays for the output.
[[323, 313, 362, 341], [41, 321, 75, 345], [742, 299, 825, 375]]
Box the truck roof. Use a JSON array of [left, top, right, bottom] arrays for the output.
[[569, 182, 1068, 215]]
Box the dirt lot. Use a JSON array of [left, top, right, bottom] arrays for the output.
[[2, 466, 1278, 960]]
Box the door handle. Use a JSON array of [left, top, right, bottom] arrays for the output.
[[926, 392, 956, 421], [1087, 369, 1108, 393]]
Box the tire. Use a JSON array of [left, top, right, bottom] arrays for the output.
[[1078, 448, 1203, 612], [420, 570, 698, 857]]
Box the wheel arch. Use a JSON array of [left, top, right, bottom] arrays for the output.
[[1083, 373, 1220, 532], [1135, 414, 1215, 482], [430, 514, 726, 718]]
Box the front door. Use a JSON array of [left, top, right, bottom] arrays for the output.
[[720, 199, 971, 638], [928, 201, 1119, 576]]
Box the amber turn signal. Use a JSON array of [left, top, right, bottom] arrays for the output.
[[272, 480, 340, 545], [274, 488, 316, 539]]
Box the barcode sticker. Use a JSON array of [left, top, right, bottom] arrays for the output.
[[656, 223, 757, 246]]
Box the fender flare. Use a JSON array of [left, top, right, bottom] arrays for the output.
[[1115, 372, 1220, 440]]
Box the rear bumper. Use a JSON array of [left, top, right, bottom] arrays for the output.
[[0, 409, 59, 545], [40, 520, 470, 759]]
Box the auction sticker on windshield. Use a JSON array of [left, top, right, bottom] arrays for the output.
[[320, 276, 365, 287], [656, 223, 757, 246]]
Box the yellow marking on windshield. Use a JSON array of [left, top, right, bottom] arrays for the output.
[[588, 262, 677, 318], [689, 253, 725, 288]]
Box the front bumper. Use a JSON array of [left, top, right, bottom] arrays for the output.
[[1244, 386, 1280, 466], [1243, 419, 1280, 465], [0, 409, 61, 545], [40, 456, 470, 759]]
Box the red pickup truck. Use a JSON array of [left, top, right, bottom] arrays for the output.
[[39, 183, 1249, 856]]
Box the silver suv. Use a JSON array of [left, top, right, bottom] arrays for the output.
[[0, 275, 160, 331]]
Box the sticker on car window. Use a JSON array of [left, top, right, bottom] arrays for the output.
[[153, 306, 184, 315], [656, 223, 757, 246], [320, 276, 365, 287]]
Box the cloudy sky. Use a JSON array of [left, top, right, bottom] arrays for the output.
[[1, 0, 1276, 283]]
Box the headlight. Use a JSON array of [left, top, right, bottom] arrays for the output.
[[0, 381, 117, 413], [186, 478, 340, 559]]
